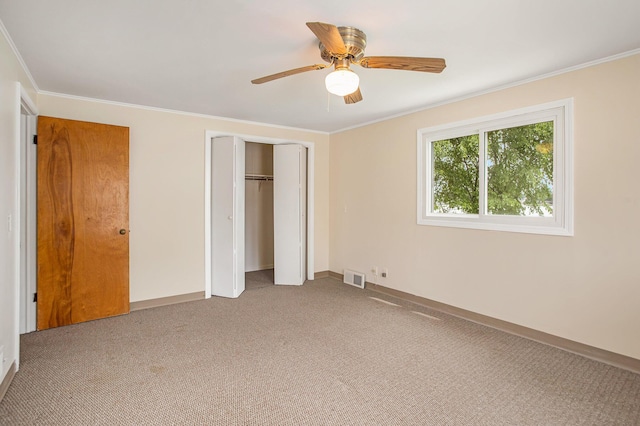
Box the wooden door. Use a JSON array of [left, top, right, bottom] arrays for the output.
[[37, 116, 129, 330]]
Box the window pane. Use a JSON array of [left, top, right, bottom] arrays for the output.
[[486, 121, 554, 216], [432, 135, 480, 214]]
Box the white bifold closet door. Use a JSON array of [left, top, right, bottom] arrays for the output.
[[211, 136, 245, 298], [273, 144, 307, 285]]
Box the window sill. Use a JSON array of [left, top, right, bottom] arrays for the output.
[[418, 216, 573, 236]]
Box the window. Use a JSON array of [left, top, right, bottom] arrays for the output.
[[417, 99, 573, 235]]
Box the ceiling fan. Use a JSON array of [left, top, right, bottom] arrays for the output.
[[251, 22, 446, 104]]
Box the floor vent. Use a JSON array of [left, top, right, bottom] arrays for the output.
[[343, 270, 365, 289]]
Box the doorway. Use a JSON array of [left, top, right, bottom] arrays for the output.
[[19, 111, 130, 332], [204, 132, 315, 299], [244, 142, 274, 290], [244, 142, 308, 290]]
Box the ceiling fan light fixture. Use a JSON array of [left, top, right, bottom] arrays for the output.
[[325, 68, 359, 96]]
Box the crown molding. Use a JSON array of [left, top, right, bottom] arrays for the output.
[[38, 91, 329, 135], [0, 17, 39, 92], [331, 49, 640, 134]]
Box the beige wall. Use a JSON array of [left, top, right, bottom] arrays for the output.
[[329, 54, 640, 360], [0, 29, 37, 382], [38, 94, 330, 302]]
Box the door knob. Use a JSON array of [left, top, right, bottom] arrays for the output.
[[119, 229, 127, 235]]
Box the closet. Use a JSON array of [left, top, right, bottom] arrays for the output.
[[243, 141, 307, 287], [210, 136, 307, 298], [245, 142, 274, 276]]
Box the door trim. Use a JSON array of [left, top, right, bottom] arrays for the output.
[[18, 83, 38, 341], [204, 131, 315, 299]]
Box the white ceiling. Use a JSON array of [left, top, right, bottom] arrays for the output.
[[1, 0, 639, 133]]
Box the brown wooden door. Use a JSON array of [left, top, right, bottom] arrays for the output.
[[37, 116, 129, 330]]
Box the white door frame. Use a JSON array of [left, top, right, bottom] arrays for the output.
[[204, 131, 315, 298], [18, 83, 38, 336]]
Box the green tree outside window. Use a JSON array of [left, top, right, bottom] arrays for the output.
[[432, 121, 554, 216]]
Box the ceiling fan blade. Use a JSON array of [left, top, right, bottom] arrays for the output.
[[344, 87, 363, 104], [306, 22, 347, 55], [359, 56, 446, 73], [251, 64, 328, 84]]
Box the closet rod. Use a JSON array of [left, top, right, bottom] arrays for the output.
[[245, 174, 273, 181]]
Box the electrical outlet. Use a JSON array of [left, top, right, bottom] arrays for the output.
[[372, 266, 378, 276], [382, 268, 388, 278]]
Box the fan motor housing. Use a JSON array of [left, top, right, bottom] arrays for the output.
[[319, 26, 367, 63]]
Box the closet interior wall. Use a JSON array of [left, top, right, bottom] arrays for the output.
[[245, 142, 274, 272]]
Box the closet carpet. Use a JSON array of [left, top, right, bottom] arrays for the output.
[[245, 269, 274, 290], [1, 276, 639, 425]]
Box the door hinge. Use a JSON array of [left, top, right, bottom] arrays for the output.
[[33, 135, 38, 144], [33, 292, 37, 302]]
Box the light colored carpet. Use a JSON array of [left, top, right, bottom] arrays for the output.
[[1, 277, 639, 425], [245, 269, 274, 290]]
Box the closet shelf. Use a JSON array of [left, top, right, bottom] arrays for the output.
[[245, 174, 273, 181]]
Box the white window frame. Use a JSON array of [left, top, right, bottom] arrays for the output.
[[417, 99, 573, 236]]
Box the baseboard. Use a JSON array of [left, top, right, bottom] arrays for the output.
[[130, 272, 332, 310], [246, 265, 274, 272], [314, 270, 330, 279], [328, 271, 640, 374], [328, 271, 342, 280], [130, 291, 205, 311], [0, 362, 16, 403]]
